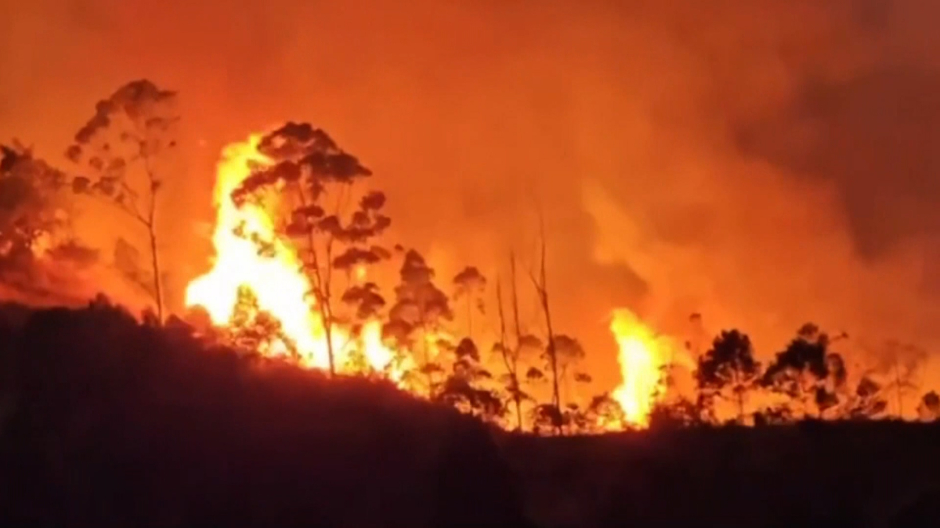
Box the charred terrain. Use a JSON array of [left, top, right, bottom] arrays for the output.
[[1, 301, 939, 528]]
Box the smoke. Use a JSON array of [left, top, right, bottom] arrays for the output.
[[1, 0, 939, 392]]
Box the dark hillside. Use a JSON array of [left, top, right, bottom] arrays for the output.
[[4, 300, 940, 528], [499, 421, 940, 527], [0, 301, 528, 528]]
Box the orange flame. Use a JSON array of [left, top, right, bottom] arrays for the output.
[[185, 134, 398, 376], [609, 309, 669, 427], [186, 135, 686, 431]]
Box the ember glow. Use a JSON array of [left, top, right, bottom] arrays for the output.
[[609, 309, 669, 427], [184, 134, 398, 375]]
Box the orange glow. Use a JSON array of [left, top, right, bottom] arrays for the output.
[[354, 264, 368, 282], [184, 134, 686, 431], [185, 134, 399, 377], [609, 309, 668, 427]]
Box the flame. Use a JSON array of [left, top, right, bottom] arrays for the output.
[[185, 134, 398, 376], [185, 134, 685, 432], [609, 309, 669, 427]]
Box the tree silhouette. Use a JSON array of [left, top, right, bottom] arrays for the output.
[[841, 375, 888, 420], [761, 323, 831, 418], [385, 249, 453, 396], [877, 341, 926, 417], [226, 286, 297, 359], [435, 338, 504, 422], [530, 332, 590, 434], [67, 79, 178, 321], [545, 334, 587, 419], [231, 122, 389, 375], [648, 396, 708, 431], [0, 143, 71, 263], [918, 391, 940, 422], [494, 274, 522, 429], [452, 266, 486, 340], [695, 330, 761, 422], [491, 255, 543, 431], [341, 282, 386, 321], [584, 393, 628, 432], [0, 143, 96, 300], [530, 402, 564, 434], [339, 281, 388, 374], [526, 226, 562, 434], [0, 143, 67, 262]]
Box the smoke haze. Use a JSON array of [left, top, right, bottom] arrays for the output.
[[2, 0, 939, 393]]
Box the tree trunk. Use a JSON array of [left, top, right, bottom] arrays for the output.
[[146, 211, 163, 323], [149, 229, 163, 322], [420, 315, 434, 399], [296, 182, 336, 376], [537, 255, 562, 434], [322, 307, 335, 375], [141, 158, 163, 323], [496, 275, 524, 431], [530, 214, 561, 433]]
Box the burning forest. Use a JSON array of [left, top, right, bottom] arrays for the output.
[[7, 2, 940, 525], [180, 121, 674, 432], [1, 79, 939, 437]]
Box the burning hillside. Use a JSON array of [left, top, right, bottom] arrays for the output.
[[5, 75, 925, 432], [183, 126, 673, 430]]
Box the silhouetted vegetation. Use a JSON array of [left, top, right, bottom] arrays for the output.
[[232, 122, 389, 375], [0, 142, 97, 302], [696, 330, 760, 422], [67, 79, 179, 321]]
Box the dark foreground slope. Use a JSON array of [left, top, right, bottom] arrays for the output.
[[4, 300, 940, 528], [0, 301, 528, 528], [499, 419, 940, 528]]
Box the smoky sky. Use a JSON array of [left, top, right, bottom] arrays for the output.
[[2, 0, 940, 389], [737, 66, 940, 260]]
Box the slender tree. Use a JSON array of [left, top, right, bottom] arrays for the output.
[[231, 122, 390, 374], [695, 329, 761, 422], [494, 274, 524, 430], [66, 79, 179, 321], [452, 266, 486, 340], [385, 249, 453, 396], [762, 323, 831, 419], [491, 254, 542, 431], [67, 80, 178, 321], [527, 225, 562, 433]]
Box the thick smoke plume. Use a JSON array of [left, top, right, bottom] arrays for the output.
[[1, 0, 938, 392]]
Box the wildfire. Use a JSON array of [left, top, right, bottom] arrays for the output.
[[609, 309, 669, 427], [184, 134, 397, 376], [184, 133, 678, 431]]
